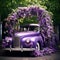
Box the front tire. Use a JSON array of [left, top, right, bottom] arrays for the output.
[[36, 42, 40, 51], [32, 42, 41, 57]]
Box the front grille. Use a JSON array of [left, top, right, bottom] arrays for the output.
[[13, 37, 20, 48]]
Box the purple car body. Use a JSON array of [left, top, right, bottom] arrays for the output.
[[2, 24, 43, 52]]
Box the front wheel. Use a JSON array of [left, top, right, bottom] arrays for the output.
[[36, 42, 40, 51], [32, 42, 41, 56]]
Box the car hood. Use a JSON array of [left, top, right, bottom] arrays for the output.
[[14, 31, 39, 37]]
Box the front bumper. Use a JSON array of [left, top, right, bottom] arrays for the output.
[[3, 48, 36, 52]]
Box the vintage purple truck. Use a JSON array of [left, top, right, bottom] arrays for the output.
[[2, 24, 44, 52]]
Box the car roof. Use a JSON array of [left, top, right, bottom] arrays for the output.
[[29, 24, 40, 26], [20, 24, 40, 27]]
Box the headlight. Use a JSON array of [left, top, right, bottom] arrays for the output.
[[5, 37, 12, 42], [25, 39, 30, 43]]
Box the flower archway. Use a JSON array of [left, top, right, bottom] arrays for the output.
[[3, 6, 56, 56], [6, 6, 54, 38]]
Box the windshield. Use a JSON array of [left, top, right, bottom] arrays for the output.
[[20, 25, 40, 32]]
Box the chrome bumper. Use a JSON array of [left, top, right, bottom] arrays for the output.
[[3, 48, 35, 52]]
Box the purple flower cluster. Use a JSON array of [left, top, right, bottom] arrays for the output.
[[7, 6, 45, 21], [32, 47, 55, 56]]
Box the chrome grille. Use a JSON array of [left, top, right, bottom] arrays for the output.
[[13, 37, 20, 48]]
